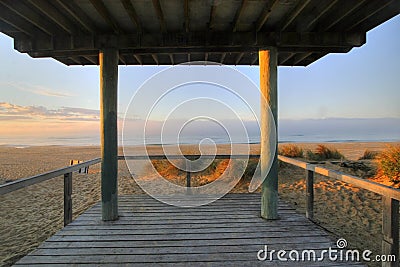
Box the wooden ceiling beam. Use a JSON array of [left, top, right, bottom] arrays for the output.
[[119, 54, 127, 65], [121, 0, 142, 33], [54, 0, 96, 33], [255, 0, 279, 32], [346, 0, 396, 31], [27, 0, 78, 35], [0, 3, 48, 38], [151, 54, 159, 65], [305, 0, 339, 31], [208, 1, 217, 30], [83, 55, 97, 65], [235, 52, 244, 65], [220, 52, 226, 64], [152, 0, 167, 33], [280, 0, 312, 31], [280, 53, 294, 65], [250, 54, 258, 65], [89, 0, 123, 34], [232, 0, 248, 32], [15, 31, 365, 55], [184, 0, 189, 32], [292, 52, 313, 65], [1, 0, 66, 36], [134, 54, 143, 65], [320, 0, 368, 31]]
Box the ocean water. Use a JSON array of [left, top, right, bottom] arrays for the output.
[[0, 133, 398, 148], [1, 118, 398, 147]]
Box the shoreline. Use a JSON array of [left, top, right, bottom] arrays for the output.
[[1, 139, 399, 149]]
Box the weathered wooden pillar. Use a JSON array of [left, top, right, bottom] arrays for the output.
[[382, 196, 399, 267], [259, 48, 279, 219], [100, 48, 119, 221]]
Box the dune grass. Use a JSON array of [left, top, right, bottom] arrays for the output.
[[278, 144, 304, 158], [305, 144, 345, 161], [375, 145, 400, 183], [358, 149, 378, 160]]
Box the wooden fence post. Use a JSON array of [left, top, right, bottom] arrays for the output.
[[382, 196, 399, 267], [306, 170, 314, 220], [64, 172, 72, 226], [186, 161, 192, 195]]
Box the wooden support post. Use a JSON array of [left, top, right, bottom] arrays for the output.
[[382, 196, 399, 267], [100, 48, 119, 221], [63, 172, 72, 226], [259, 48, 278, 219], [306, 170, 314, 220], [186, 161, 192, 195]]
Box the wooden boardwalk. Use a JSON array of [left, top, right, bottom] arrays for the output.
[[15, 194, 365, 266]]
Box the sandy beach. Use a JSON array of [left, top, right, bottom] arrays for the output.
[[0, 142, 398, 266]]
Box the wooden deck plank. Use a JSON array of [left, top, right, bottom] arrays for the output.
[[15, 194, 365, 266]]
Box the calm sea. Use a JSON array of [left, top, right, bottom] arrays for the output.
[[1, 118, 398, 147], [0, 133, 398, 148]]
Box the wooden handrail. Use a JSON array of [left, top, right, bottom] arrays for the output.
[[0, 158, 101, 195], [278, 155, 399, 267], [278, 155, 400, 201]]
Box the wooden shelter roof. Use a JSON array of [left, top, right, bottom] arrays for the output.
[[0, 0, 399, 66]]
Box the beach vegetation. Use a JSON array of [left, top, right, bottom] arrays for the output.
[[305, 144, 345, 161], [358, 149, 378, 160], [375, 145, 400, 183], [278, 144, 304, 158]]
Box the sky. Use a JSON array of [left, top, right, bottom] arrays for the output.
[[0, 14, 399, 145]]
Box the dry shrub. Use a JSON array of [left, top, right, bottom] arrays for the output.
[[375, 145, 400, 183], [305, 144, 344, 161], [278, 144, 303, 158], [358, 149, 378, 160]]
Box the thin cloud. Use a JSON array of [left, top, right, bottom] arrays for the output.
[[0, 102, 99, 121], [3, 82, 74, 98]]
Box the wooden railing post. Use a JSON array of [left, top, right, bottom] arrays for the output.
[[186, 161, 192, 195], [382, 196, 399, 267], [64, 172, 72, 226], [306, 170, 314, 220]]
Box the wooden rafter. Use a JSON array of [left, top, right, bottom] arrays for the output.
[[121, 0, 142, 33], [235, 52, 244, 65], [1, 0, 66, 36], [134, 54, 142, 65], [305, 0, 339, 31], [280, 0, 311, 31], [27, 0, 77, 34], [152, 0, 166, 33], [208, 1, 217, 30], [255, 0, 279, 32], [89, 0, 123, 34], [54, 0, 96, 33], [232, 0, 247, 32], [184, 0, 189, 32], [321, 0, 368, 31], [151, 54, 159, 65], [292, 52, 313, 65]]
